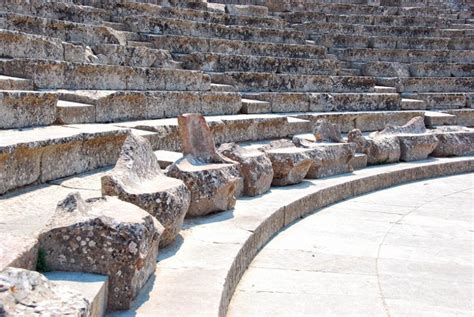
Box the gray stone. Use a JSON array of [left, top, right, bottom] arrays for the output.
[[0, 267, 90, 316], [313, 119, 344, 143], [264, 147, 313, 186], [38, 193, 163, 311], [166, 114, 242, 216], [218, 143, 273, 196], [102, 134, 190, 247], [431, 128, 474, 157], [348, 129, 401, 165]]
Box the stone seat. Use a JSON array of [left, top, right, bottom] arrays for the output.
[[0, 124, 128, 194], [210, 72, 376, 93], [402, 92, 472, 109], [1, 12, 127, 46], [124, 16, 306, 45], [0, 30, 179, 68], [0, 75, 33, 90], [0, 58, 208, 91], [377, 77, 474, 93], [315, 33, 471, 50], [334, 48, 474, 63], [49, 89, 242, 123], [0, 90, 57, 129], [360, 61, 473, 77], [165, 113, 242, 216], [279, 4, 454, 17], [429, 126, 474, 157], [102, 134, 190, 247], [442, 109, 474, 127], [242, 91, 400, 112], [263, 146, 313, 186], [145, 34, 327, 58], [177, 52, 342, 75], [302, 21, 471, 38], [110, 3, 285, 28]]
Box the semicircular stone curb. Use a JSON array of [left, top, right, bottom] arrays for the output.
[[119, 157, 474, 317]]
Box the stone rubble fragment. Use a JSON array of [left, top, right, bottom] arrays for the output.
[[102, 134, 191, 247], [218, 142, 273, 196], [0, 267, 90, 316], [166, 114, 242, 216]]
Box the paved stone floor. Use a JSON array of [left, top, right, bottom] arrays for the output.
[[228, 173, 474, 317]]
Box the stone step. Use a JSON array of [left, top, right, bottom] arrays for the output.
[[442, 109, 474, 126], [44, 272, 108, 317], [176, 52, 341, 75], [154, 150, 182, 168], [53, 90, 241, 123], [374, 85, 397, 93], [0, 124, 128, 194], [402, 92, 473, 109], [210, 72, 376, 93], [334, 48, 474, 63], [113, 113, 313, 151], [2, 1, 111, 24], [361, 61, 474, 77], [124, 16, 306, 44], [0, 58, 208, 91], [0, 74, 33, 90], [424, 110, 456, 127], [1, 12, 127, 46], [1, 29, 177, 68], [0, 90, 57, 129], [242, 92, 401, 112], [302, 21, 471, 38], [283, 11, 459, 27], [377, 77, 474, 93], [400, 98, 427, 110], [111, 2, 285, 28], [56, 100, 95, 124], [314, 33, 472, 50], [210, 83, 238, 92], [145, 34, 327, 59], [240, 98, 271, 114], [277, 2, 459, 16]]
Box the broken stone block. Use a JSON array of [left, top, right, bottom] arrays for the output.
[[430, 127, 474, 157], [166, 114, 242, 216], [38, 193, 163, 311], [218, 143, 273, 196], [264, 147, 313, 186], [313, 119, 344, 143], [397, 134, 439, 161], [348, 129, 401, 165], [0, 267, 90, 316], [376, 116, 427, 135], [293, 137, 355, 178], [101, 134, 190, 248]]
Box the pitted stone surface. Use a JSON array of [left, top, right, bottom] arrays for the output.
[[0, 267, 90, 316], [264, 147, 313, 186], [38, 193, 163, 311], [167, 114, 242, 216], [348, 129, 401, 165], [102, 134, 190, 247], [313, 119, 344, 143], [431, 127, 474, 157], [218, 143, 273, 196]]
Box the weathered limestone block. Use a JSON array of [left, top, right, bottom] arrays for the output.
[[226, 4, 269, 17], [313, 119, 343, 143], [0, 267, 90, 316], [0, 91, 57, 129], [374, 116, 438, 161], [166, 114, 242, 216], [102, 134, 190, 247], [218, 143, 273, 196], [264, 146, 312, 186], [293, 137, 355, 178], [38, 193, 163, 311], [348, 129, 401, 165], [430, 127, 474, 157], [397, 134, 439, 161]]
